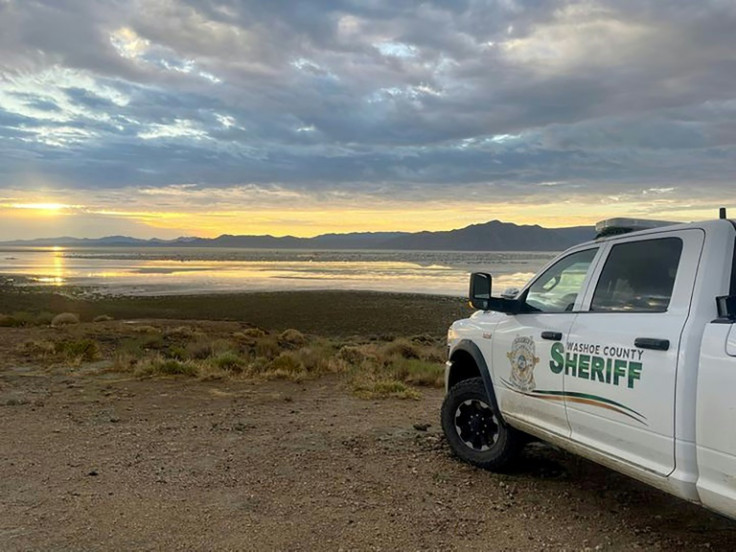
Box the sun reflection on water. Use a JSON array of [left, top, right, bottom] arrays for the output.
[[32, 246, 67, 285], [1, 247, 552, 296]]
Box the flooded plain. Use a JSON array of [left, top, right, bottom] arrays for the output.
[[0, 247, 556, 296]]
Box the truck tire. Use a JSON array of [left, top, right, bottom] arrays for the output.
[[441, 377, 523, 471]]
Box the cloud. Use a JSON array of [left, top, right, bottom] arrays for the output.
[[0, 0, 735, 238]]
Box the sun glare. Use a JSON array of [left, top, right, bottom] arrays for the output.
[[6, 202, 72, 217], [12, 202, 68, 211]]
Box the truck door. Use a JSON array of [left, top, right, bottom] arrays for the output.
[[696, 323, 736, 518], [564, 230, 704, 476], [491, 247, 601, 437]]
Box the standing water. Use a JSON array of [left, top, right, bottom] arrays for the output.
[[0, 247, 556, 297]]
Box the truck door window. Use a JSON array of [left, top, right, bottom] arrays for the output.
[[525, 248, 598, 313], [590, 237, 683, 313]]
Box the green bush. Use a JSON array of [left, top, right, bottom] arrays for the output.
[[55, 339, 100, 362], [211, 351, 246, 373]]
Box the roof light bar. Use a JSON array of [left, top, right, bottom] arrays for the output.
[[595, 217, 679, 238]]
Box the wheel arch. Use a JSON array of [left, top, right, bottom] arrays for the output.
[[448, 340, 499, 412]]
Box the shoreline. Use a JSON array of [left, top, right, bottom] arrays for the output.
[[0, 286, 471, 337]]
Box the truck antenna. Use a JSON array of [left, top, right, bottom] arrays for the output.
[[720, 207, 727, 219]]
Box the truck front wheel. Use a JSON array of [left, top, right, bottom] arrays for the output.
[[441, 377, 522, 471]]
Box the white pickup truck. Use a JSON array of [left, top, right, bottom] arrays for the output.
[[441, 214, 736, 519]]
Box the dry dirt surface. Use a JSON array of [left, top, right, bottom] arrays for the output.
[[3, 363, 736, 551]]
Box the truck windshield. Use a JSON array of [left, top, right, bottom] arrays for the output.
[[525, 248, 598, 313]]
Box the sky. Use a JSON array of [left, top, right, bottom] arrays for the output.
[[1, 0, 735, 240]]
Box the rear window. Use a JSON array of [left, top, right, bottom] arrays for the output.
[[590, 238, 683, 313]]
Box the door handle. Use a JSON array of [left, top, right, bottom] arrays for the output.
[[541, 331, 563, 341], [634, 338, 670, 351]]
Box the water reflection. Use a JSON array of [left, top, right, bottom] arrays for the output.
[[0, 247, 553, 296]]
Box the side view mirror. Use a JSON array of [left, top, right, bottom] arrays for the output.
[[469, 272, 521, 313]]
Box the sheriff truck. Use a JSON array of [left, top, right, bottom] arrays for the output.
[[441, 211, 736, 519]]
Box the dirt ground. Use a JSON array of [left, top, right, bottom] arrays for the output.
[[3, 358, 736, 551]]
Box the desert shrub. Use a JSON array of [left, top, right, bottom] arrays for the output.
[[197, 363, 227, 381], [235, 328, 267, 339], [392, 358, 444, 387], [135, 357, 198, 378], [164, 326, 200, 339], [93, 315, 114, 322], [111, 352, 137, 373], [55, 338, 100, 362], [0, 314, 21, 327], [51, 313, 80, 327], [35, 311, 55, 326], [12, 311, 38, 327], [268, 352, 303, 373], [421, 347, 446, 363], [165, 345, 188, 361], [186, 340, 213, 360], [262, 352, 306, 381], [18, 340, 56, 358], [122, 331, 165, 354], [0, 311, 55, 327], [278, 329, 307, 349], [0, 312, 43, 327], [410, 335, 436, 345], [210, 339, 235, 354], [130, 325, 160, 334], [337, 346, 368, 366], [294, 345, 334, 374], [383, 339, 421, 360], [253, 336, 281, 359], [211, 351, 246, 373]]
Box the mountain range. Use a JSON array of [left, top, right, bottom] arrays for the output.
[[0, 220, 594, 251]]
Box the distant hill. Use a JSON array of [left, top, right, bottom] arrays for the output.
[[0, 221, 594, 251], [381, 221, 592, 251]]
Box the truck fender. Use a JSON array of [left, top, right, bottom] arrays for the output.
[[449, 339, 502, 418]]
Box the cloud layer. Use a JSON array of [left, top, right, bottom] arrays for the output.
[[1, 0, 735, 237]]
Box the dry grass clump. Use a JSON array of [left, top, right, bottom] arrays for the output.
[[0, 311, 56, 327], [18, 340, 56, 358], [14, 319, 445, 396], [252, 336, 281, 359], [93, 314, 114, 322], [164, 326, 202, 339], [134, 356, 199, 378], [35, 312, 55, 326], [55, 338, 100, 363], [17, 338, 100, 364], [233, 327, 267, 340], [210, 351, 247, 373], [341, 337, 445, 398], [112, 352, 138, 373], [261, 351, 307, 381], [130, 325, 160, 334], [392, 358, 445, 387], [51, 313, 80, 327], [337, 345, 378, 366], [383, 339, 421, 359], [278, 328, 307, 349]]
